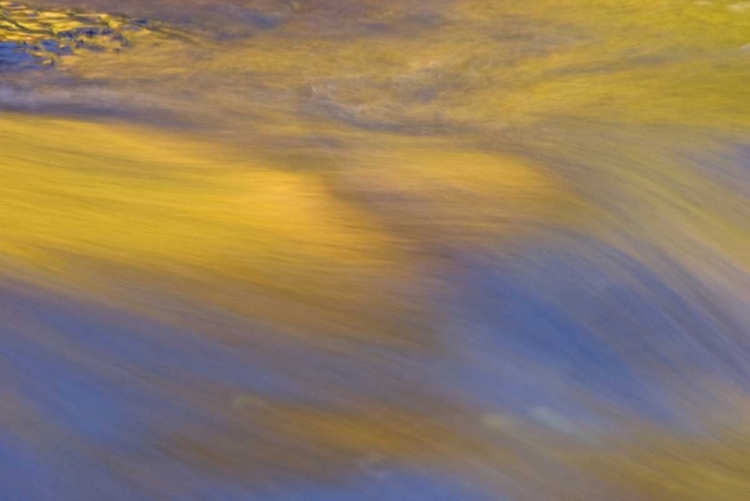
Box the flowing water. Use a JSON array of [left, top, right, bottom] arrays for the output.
[[1, 0, 750, 499]]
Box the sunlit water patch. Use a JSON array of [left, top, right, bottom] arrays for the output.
[[1, 0, 750, 500]]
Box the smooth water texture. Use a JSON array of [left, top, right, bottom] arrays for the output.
[[1, 0, 750, 499]]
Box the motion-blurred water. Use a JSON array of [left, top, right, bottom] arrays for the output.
[[1, 1, 749, 499]]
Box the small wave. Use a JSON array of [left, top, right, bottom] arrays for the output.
[[0, 0, 173, 71]]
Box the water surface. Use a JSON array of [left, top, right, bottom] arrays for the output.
[[1, 0, 750, 499]]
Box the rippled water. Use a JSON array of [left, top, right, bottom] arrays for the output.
[[1, 1, 750, 499]]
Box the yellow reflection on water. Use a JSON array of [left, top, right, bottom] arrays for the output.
[[1, 0, 750, 499]]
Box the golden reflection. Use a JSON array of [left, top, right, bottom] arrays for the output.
[[1, 0, 750, 499]]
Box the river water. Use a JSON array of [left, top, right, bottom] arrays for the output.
[[1, 1, 750, 499]]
